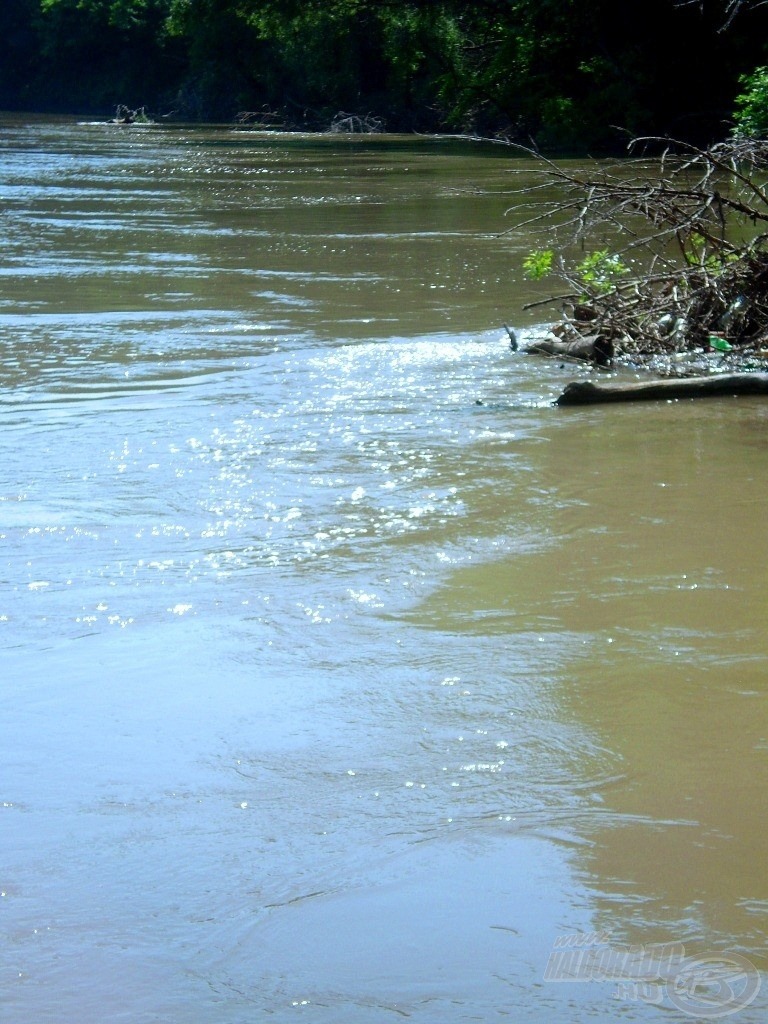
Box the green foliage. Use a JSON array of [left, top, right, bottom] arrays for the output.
[[680, 230, 743, 277], [576, 250, 630, 293], [31, 0, 179, 112], [525, 247, 629, 295], [732, 66, 768, 137], [5, 0, 768, 142], [41, 0, 142, 21], [523, 249, 554, 280], [683, 231, 726, 271]]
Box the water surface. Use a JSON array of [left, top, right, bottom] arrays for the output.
[[1, 117, 766, 1023]]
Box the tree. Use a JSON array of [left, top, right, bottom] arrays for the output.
[[35, 0, 182, 112], [0, 0, 40, 108], [5, 0, 768, 141]]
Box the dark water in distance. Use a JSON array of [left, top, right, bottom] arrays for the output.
[[1, 116, 766, 1023]]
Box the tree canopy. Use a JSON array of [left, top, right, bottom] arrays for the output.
[[3, 0, 768, 150]]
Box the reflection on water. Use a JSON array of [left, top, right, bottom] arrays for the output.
[[417, 401, 768, 964], [0, 117, 765, 1022]]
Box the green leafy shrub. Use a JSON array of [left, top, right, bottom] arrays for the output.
[[732, 66, 768, 137], [576, 249, 629, 293], [522, 249, 554, 280]]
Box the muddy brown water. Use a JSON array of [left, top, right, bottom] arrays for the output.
[[1, 116, 766, 1022]]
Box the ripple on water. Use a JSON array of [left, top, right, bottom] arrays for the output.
[[7, 124, 767, 1024]]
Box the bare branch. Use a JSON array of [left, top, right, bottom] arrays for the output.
[[673, 0, 768, 30], [508, 136, 768, 370]]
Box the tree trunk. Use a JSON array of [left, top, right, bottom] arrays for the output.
[[556, 373, 768, 405]]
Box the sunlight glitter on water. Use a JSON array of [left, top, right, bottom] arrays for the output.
[[2, 120, 767, 1024]]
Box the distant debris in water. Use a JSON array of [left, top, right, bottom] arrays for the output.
[[108, 104, 154, 125], [503, 324, 519, 351], [327, 111, 385, 134]]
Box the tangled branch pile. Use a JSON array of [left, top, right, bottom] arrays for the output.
[[512, 137, 768, 373], [327, 112, 385, 134]]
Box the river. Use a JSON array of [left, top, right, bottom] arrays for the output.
[[1, 115, 766, 1023]]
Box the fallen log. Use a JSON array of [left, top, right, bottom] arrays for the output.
[[526, 333, 613, 365], [556, 373, 768, 405], [504, 324, 613, 366]]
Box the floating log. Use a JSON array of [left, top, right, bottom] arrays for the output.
[[556, 372, 768, 405], [526, 333, 613, 365], [504, 323, 613, 365]]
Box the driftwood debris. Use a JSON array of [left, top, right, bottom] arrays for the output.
[[328, 111, 385, 133], [507, 138, 768, 372], [556, 372, 768, 405], [526, 333, 613, 365], [109, 104, 152, 125], [504, 323, 613, 365]]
